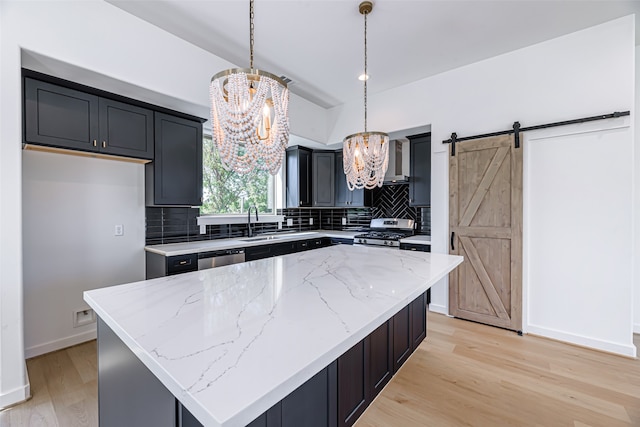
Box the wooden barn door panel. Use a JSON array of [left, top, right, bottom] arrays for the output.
[[449, 134, 522, 331]]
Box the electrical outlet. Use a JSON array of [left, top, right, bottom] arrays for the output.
[[278, 221, 283, 230], [73, 308, 96, 328], [287, 218, 293, 226], [114, 224, 124, 236], [309, 218, 314, 226], [342, 217, 347, 225]]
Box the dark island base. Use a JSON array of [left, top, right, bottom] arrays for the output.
[[97, 291, 428, 427]]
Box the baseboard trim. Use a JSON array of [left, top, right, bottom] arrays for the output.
[[0, 377, 30, 410], [527, 324, 636, 358], [428, 303, 448, 315], [25, 328, 96, 359]]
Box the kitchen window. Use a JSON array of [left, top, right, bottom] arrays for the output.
[[201, 135, 282, 215]]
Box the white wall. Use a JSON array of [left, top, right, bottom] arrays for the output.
[[22, 151, 145, 358], [525, 120, 634, 355], [328, 16, 636, 356]]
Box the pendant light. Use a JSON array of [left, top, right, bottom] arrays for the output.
[[210, 0, 290, 175], [343, 1, 389, 190]]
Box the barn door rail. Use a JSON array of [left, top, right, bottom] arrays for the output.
[[444, 110, 629, 156]]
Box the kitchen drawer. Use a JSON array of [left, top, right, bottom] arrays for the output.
[[166, 254, 198, 275], [399, 242, 430, 252]]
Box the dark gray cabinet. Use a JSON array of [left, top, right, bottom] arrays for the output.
[[368, 320, 393, 400], [334, 151, 370, 207], [24, 77, 153, 160], [392, 305, 412, 372], [286, 146, 313, 207], [98, 98, 154, 159], [98, 319, 177, 427], [408, 133, 431, 207], [392, 293, 427, 372], [410, 292, 427, 350], [146, 112, 202, 206], [337, 340, 369, 427], [312, 151, 335, 206]]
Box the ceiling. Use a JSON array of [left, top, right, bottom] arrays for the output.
[[107, 0, 640, 110]]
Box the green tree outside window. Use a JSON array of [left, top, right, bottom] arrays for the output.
[[201, 137, 273, 214]]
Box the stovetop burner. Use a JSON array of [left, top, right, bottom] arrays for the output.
[[354, 231, 411, 241], [354, 218, 415, 247]]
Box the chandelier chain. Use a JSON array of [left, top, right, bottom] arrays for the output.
[[364, 7, 368, 133], [250, 0, 255, 69]]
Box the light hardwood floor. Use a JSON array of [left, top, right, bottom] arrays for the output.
[[1, 314, 639, 427]]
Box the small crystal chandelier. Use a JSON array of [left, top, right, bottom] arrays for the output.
[[210, 0, 290, 175], [343, 1, 389, 190]]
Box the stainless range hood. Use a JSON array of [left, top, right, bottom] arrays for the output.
[[383, 139, 410, 184]]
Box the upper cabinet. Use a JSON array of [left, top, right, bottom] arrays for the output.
[[146, 112, 203, 206], [408, 133, 431, 207], [24, 77, 153, 160], [312, 151, 335, 207], [286, 146, 313, 208], [334, 150, 371, 207]]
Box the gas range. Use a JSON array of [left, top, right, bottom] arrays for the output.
[[354, 218, 415, 248]]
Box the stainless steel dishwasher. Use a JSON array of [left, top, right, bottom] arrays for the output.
[[198, 248, 245, 270]]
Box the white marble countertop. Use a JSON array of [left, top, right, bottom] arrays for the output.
[[400, 235, 432, 245], [145, 230, 360, 257], [145, 230, 431, 256], [85, 245, 462, 427]]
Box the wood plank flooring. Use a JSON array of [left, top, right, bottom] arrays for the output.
[[0, 341, 97, 427], [1, 315, 638, 427], [356, 313, 640, 427]]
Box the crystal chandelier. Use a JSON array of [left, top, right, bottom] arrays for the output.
[[210, 0, 290, 175], [343, 1, 389, 190]]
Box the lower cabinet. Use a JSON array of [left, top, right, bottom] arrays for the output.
[[367, 320, 393, 400], [97, 293, 427, 427], [248, 362, 337, 427], [337, 340, 369, 427]]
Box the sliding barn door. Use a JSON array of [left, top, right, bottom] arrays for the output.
[[449, 134, 522, 331]]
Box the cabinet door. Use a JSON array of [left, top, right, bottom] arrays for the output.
[[408, 133, 431, 207], [281, 363, 336, 427], [337, 340, 369, 427], [286, 147, 312, 207], [334, 151, 348, 207], [410, 292, 427, 350], [312, 151, 335, 206], [24, 77, 99, 151], [368, 320, 393, 400], [152, 112, 202, 206], [99, 98, 153, 159], [334, 150, 368, 207], [392, 305, 412, 372]]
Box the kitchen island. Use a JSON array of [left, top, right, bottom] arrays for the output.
[[85, 245, 462, 427]]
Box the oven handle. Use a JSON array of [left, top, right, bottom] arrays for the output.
[[450, 232, 455, 251]]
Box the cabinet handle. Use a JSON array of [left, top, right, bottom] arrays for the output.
[[179, 260, 187, 265], [102, 141, 106, 148], [450, 232, 455, 251], [93, 139, 97, 147]]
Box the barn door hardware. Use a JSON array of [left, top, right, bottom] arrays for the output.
[[443, 110, 629, 153]]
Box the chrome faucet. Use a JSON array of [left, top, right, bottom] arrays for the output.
[[247, 206, 259, 237]]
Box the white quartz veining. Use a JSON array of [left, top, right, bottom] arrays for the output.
[[85, 245, 462, 426]]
